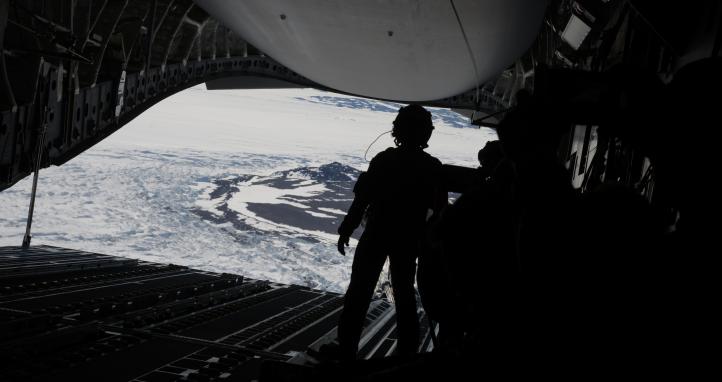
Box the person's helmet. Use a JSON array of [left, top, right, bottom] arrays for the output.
[[392, 104, 434, 148]]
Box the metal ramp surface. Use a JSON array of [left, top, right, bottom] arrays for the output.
[[0, 245, 433, 381]]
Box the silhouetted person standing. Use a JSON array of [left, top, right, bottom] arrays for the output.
[[335, 104, 444, 360], [417, 139, 512, 351]]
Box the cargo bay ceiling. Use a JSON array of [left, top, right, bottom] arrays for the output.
[[1, 0, 720, 191]]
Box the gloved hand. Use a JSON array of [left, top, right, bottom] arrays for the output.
[[337, 235, 350, 255]]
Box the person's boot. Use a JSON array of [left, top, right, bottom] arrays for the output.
[[309, 340, 355, 362]]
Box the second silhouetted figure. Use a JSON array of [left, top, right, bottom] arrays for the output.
[[335, 104, 445, 360]]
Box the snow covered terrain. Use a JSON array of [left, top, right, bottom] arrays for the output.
[[0, 86, 496, 292]]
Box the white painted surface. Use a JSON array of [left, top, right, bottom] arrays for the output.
[[196, 0, 545, 100]]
